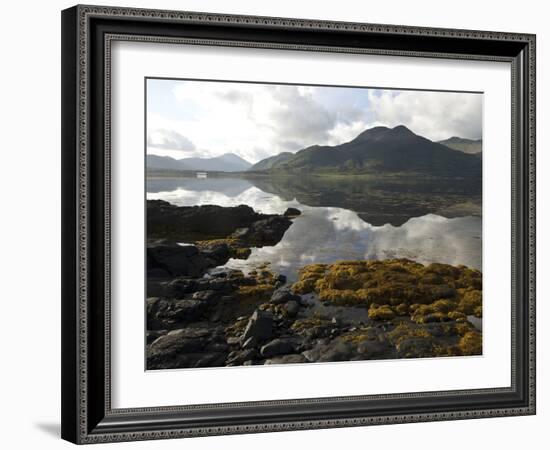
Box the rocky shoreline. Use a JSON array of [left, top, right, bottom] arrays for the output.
[[146, 200, 482, 370]]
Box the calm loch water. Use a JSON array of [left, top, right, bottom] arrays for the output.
[[147, 176, 482, 282]]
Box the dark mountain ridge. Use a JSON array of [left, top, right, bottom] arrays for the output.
[[250, 125, 481, 177], [248, 152, 294, 171]]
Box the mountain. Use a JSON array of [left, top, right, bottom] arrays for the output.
[[147, 153, 252, 172], [438, 137, 482, 154], [180, 153, 252, 172], [252, 125, 481, 177], [147, 154, 190, 171], [248, 152, 294, 171]]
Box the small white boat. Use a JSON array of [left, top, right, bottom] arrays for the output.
[[196, 172, 208, 179]]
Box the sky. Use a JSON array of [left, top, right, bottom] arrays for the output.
[[146, 78, 482, 164]]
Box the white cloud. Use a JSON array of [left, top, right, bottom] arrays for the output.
[[366, 90, 482, 141], [147, 129, 196, 151], [148, 82, 345, 163], [327, 120, 370, 145], [147, 80, 483, 163]]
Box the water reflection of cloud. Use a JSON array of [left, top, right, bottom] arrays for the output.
[[148, 178, 481, 281], [148, 185, 301, 215]]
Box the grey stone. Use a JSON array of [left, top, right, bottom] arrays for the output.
[[317, 342, 353, 362], [163, 277, 197, 298], [356, 340, 389, 358], [241, 310, 273, 343], [270, 288, 301, 305], [275, 273, 287, 283], [192, 290, 218, 302], [264, 354, 307, 365], [241, 336, 258, 350], [194, 353, 227, 368], [226, 336, 241, 346], [284, 300, 300, 318], [260, 339, 295, 358], [226, 349, 258, 365], [146, 327, 229, 370], [147, 297, 209, 329]]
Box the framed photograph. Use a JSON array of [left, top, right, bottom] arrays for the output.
[[61, 5, 536, 444]]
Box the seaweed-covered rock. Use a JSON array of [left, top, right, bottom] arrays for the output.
[[368, 304, 395, 321], [396, 337, 436, 358], [458, 331, 482, 355], [291, 259, 482, 319]]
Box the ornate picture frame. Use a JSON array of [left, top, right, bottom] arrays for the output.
[[61, 5, 536, 444]]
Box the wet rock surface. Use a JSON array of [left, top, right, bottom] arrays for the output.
[[148, 199, 293, 248], [146, 202, 482, 370]]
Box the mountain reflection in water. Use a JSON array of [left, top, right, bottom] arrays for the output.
[[147, 176, 481, 281]]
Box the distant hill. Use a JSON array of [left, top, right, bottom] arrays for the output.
[[147, 153, 252, 172], [252, 125, 481, 177], [248, 152, 294, 171], [438, 137, 482, 154], [147, 155, 189, 171]]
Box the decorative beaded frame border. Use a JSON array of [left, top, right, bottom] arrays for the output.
[[63, 4, 536, 444]]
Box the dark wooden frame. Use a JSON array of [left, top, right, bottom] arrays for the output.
[[61, 4, 536, 444]]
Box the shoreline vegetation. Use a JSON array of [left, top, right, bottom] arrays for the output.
[[146, 199, 482, 370], [147, 168, 481, 181]]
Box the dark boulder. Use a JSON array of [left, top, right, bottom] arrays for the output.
[[260, 338, 295, 358], [304, 341, 353, 363], [284, 300, 300, 318], [146, 327, 229, 369], [241, 336, 259, 350], [147, 241, 209, 277], [226, 349, 259, 366], [198, 241, 231, 266], [270, 287, 301, 305], [241, 310, 274, 343], [191, 290, 219, 302], [275, 273, 287, 284], [147, 297, 211, 330], [148, 200, 281, 241], [161, 277, 197, 298], [283, 207, 301, 217], [264, 354, 307, 365], [355, 340, 391, 359], [236, 216, 292, 247], [146, 329, 167, 345]]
